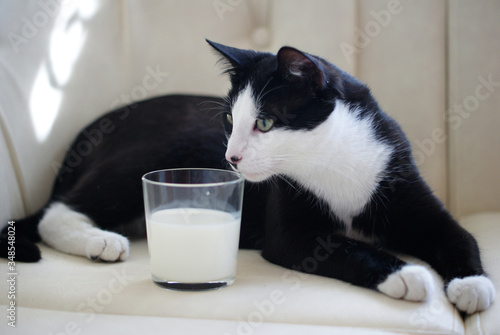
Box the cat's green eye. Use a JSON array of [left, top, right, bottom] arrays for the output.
[[256, 118, 274, 132], [226, 113, 233, 125]]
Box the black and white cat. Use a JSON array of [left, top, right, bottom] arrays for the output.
[[1, 41, 495, 314]]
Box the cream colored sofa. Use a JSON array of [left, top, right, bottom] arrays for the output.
[[1, 1, 499, 334]]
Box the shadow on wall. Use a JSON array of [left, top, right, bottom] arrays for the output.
[[6, 1, 99, 143]]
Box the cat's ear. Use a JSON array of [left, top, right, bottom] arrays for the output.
[[206, 39, 257, 72], [277, 47, 327, 90]]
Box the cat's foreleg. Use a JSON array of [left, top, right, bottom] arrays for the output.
[[436, 224, 495, 314], [262, 233, 435, 302], [388, 209, 495, 313], [38, 202, 129, 261]]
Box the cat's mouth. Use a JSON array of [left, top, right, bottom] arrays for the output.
[[236, 169, 270, 183], [227, 159, 272, 182], [228, 162, 239, 173]]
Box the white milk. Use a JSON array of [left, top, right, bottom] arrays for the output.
[[147, 208, 241, 283]]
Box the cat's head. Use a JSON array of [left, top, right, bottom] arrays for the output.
[[207, 40, 358, 182]]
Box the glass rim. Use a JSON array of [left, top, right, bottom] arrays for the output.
[[142, 168, 244, 188]]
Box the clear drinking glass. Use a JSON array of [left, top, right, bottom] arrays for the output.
[[142, 168, 245, 291]]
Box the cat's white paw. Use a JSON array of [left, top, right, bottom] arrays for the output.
[[377, 265, 434, 302], [85, 231, 129, 262], [446, 276, 495, 314]]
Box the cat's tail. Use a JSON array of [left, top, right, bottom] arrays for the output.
[[0, 209, 45, 262]]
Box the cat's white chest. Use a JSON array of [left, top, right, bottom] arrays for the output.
[[283, 102, 393, 229]]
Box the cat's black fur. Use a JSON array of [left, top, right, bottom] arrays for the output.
[[0, 41, 489, 310]]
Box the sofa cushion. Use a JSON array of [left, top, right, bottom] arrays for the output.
[[0, 124, 25, 223], [10, 307, 411, 335], [1, 241, 464, 334], [448, 0, 500, 217]]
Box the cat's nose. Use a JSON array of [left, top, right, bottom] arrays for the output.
[[227, 155, 241, 170], [229, 156, 242, 164], [226, 151, 242, 168]]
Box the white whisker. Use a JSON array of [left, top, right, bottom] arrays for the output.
[[256, 78, 273, 108]]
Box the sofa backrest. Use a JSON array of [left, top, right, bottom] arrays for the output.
[[0, 0, 498, 223]]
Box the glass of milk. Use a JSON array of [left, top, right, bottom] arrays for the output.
[[142, 168, 245, 291]]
